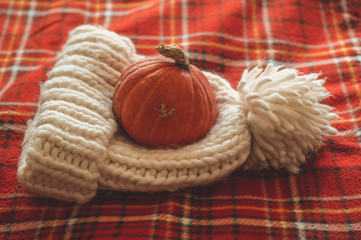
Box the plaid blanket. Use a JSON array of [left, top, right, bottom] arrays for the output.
[[1, 0, 361, 239]]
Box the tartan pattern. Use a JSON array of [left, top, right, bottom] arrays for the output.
[[0, 0, 360, 239]]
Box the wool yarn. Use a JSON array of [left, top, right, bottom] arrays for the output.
[[237, 65, 338, 173], [18, 25, 143, 203], [18, 25, 337, 203]]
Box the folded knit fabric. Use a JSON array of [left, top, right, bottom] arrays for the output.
[[18, 25, 337, 203], [18, 25, 142, 203], [18, 25, 250, 203]]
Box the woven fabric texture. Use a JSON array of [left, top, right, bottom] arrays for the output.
[[1, 0, 361, 239]]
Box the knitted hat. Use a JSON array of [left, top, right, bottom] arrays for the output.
[[18, 25, 337, 203]]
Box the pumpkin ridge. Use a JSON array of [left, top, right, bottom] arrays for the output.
[[161, 72, 189, 144], [146, 69, 179, 146], [190, 68, 209, 136], [179, 72, 196, 141], [195, 69, 217, 129], [129, 68, 171, 144], [126, 80, 161, 138], [194, 68, 217, 130], [119, 78, 147, 131], [147, 111, 162, 147]]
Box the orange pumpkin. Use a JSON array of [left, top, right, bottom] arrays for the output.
[[113, 44, 217, 147]]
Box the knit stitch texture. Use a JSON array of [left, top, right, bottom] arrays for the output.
[[18, 25, 251, 203], [18, 25, 336, 203]]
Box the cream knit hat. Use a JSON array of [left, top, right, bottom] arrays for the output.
[[18, 25, 337, 203]]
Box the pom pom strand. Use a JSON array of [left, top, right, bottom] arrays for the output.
[[238, 64, 338, 173]]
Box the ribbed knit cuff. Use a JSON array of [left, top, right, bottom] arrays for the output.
[[18, 25, 142, 203]]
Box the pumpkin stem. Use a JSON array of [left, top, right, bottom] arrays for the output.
[[156, 43, 190, 70]]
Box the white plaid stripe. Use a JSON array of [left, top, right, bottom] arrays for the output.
[[103, 0, 113, 28], [261, 178, 273, 236], [341, 0, 361, 55], [84, 1, 91, 23], [0, 49, 57, 55], [262, 0, 275, 62], [0, 0, 14, 50], [289, 176, 307, 239], [180, 192, 191, 240], [181, 0, 189, 52], [241, 0, 251, 68], [159, 0, 165, 43], [318, 0, 361, 148], [0, 0, 37, 100], [340, 0, 361, 142], [64, 206, 80, 240], [0, 122, 28, 133], [0, 65, 40, 72], [0, 102, 38, 106]]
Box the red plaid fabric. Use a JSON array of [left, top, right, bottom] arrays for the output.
[[1, 0, 361, 239]]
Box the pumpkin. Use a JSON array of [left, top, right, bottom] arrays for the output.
[[113, 43, 217, 148]]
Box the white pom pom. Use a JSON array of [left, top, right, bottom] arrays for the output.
[[238, 64, 338, 174]]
